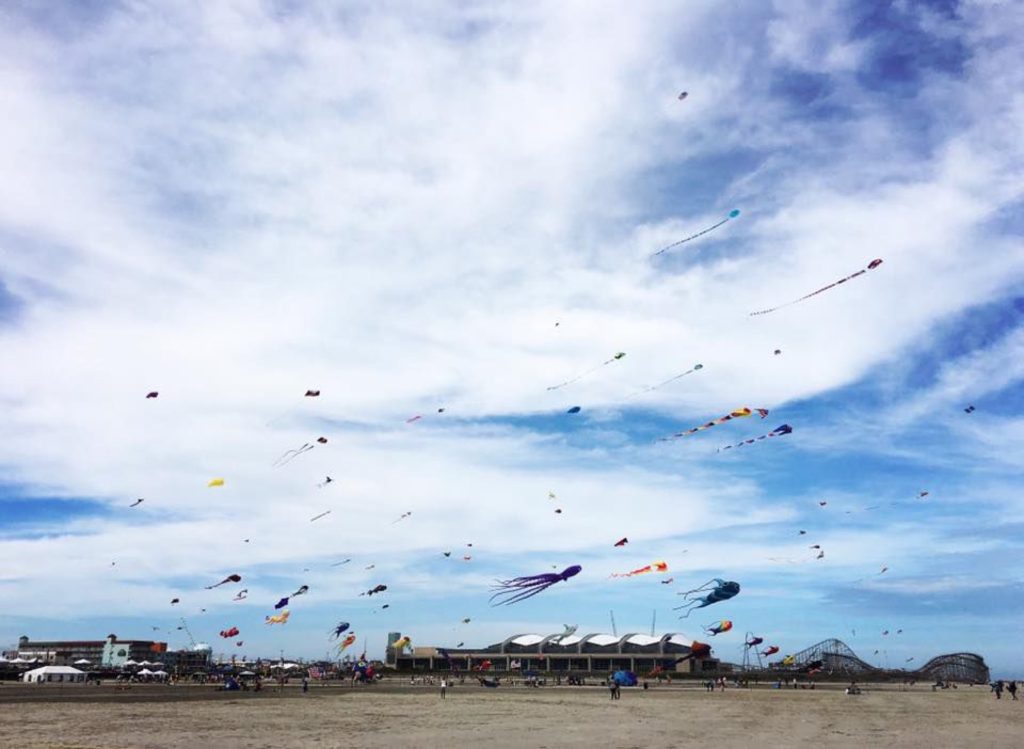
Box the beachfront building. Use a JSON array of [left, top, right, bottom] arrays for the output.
[[16, 634, 168, 667], [390, 632, 720, 675], [163, 643, 214, 674]]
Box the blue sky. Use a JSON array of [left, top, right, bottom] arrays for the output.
[[1, 0, 1023, 677]]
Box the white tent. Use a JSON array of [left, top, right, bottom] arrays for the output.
[[73, 659, 92, 666], [123, 660, 138, 666], [152, 670, 168, 677], [22, 666, 86, 684], [137, 668, 154, 676]]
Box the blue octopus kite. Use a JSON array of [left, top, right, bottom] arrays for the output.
[[675, 578, 740, 618]]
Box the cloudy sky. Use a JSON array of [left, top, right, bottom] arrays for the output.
[[2, 0, 1022, 675]]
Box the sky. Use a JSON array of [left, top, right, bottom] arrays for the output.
[[1, 0, 1023, 677]]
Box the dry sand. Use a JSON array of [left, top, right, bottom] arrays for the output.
[[1, 682, 1021, 748]]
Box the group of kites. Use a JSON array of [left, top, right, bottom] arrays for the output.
[[128, 89, 972, 673]]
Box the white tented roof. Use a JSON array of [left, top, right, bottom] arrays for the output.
[[554, 635, 582, 646], [23, 666, 85, 677], [508, 634, 544, 646], [623, 634, 661, 646], [584, 634, 619, 646], [667, 633, 695, 645]]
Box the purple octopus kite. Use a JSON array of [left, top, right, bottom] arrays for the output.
[[489, 565, 582, 606]]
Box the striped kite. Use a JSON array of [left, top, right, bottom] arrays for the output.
[[662, 408, 768, 440], [704, 620, 733, 636], [718, 424, 792, 451], [611, 561, 669, 578]]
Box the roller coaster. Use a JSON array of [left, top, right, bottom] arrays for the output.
[[741, 639, 989, 683]]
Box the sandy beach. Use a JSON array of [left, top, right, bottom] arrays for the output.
[[2, 682, 1020, 748]]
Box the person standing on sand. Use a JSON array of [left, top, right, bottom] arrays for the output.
[[302, 676, 309, 694], [1006, 681, 1017, 700], [992, 680, 1003, 699], [440, 678, 447, 699]]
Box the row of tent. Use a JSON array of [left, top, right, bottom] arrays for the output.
[[1, 656, 167, 668], [20, 665, 171, 683]]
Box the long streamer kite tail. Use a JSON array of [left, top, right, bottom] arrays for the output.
[[546, 364, 601, 391], [546, 353, 625, 391], [273, 443, 315, 467], [651, 210, 740, 258], [750, 259, 883, 316], [629, 364, 704, 398]]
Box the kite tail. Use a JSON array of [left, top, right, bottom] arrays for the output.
[[651, 211, 739, 258], [750, 260, 882, 316], [490, 584, 552, 606], [547, 364, 602, 391], [749, 277, 853, 316]]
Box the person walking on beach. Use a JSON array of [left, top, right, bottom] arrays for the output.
[[1007, 681, 1017, 701], [992, 680, 1004, 699], [609, 678, 620, 700], [440, 678, 447, 699], [302, 676, 309, 694]]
